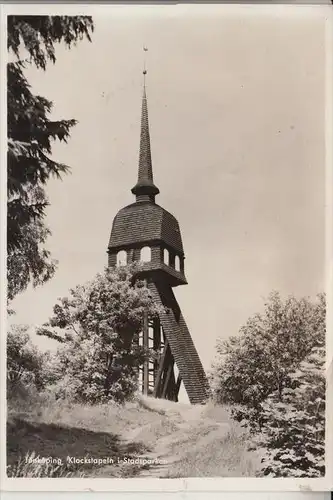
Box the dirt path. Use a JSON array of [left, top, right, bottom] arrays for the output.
[[120, 398, 230, 478], [92, 397, 257, 478]]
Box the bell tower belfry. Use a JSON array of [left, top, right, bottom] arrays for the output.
[[107, 64, 210, 404]]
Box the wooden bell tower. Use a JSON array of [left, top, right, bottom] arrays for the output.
[[107, 68, 210, 404]]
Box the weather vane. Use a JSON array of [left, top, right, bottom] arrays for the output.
[[143, 46, 148, 85]]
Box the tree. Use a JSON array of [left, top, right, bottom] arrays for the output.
[[265, 345, 325, 477], [7, 16, 94, 301], [256, 346, 325, 477], [7, 324, 51, 394], [211, 291, 325, 411], [7, 218, 55, 302], [37, 265, 163, 404], [210, 291, 326, 478]]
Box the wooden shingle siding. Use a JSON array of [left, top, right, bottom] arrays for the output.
[[108, 202, 184, 255], [148, 281, 210, 404]]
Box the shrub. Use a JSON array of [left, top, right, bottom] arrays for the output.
[[255, 346, 325, 477], [7, 324, 52, 398]]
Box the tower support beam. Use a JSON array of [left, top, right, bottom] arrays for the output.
[[142, 310, 149, 395], [161, 360, 174, 399], [153, 340, 169, 398]]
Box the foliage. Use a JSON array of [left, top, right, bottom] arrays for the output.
[[211, 291, 325, 410], [256, 346, 325, 477], [7, 218, 56, 301], [7, 324, 52, 394], [38, 265, 162, 404], [8, 16, 93, 70], [210, 291, 326, 478], [7, 16, 93, 301]]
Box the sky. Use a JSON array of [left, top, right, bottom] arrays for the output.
[[8, 5, 328, 381]]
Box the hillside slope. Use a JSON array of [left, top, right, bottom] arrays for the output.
[[7, 394, 262, 478]]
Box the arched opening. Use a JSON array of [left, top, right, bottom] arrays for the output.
[[116, 250, 127, 267], [175, 255, 180, 272], [140, 246, 151, 262], [163, 248, 169, 265]]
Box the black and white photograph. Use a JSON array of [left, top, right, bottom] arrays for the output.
[[1, 3, 332, 490]]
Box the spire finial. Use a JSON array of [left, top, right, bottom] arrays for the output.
[[131, 46, 160, 203], [143, 45, 148, 89]]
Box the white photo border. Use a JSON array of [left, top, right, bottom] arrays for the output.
[[0, 2, 332, 492]]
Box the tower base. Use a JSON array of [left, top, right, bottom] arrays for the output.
[[138, 280, 210, 405]]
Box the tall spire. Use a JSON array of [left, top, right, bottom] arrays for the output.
[[131, 47, 160, 203]]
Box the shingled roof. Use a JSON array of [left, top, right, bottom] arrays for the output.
[[131, 84, 159, 202], [109, 76, 185, 255], [108, 201, 184, 254]]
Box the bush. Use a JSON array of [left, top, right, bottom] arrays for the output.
[[255, 346, 325, 477], [7, 324, 52, 398]]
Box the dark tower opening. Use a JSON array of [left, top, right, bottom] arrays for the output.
[[107, 70, 210, 404]]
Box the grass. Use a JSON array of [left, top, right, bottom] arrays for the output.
[[164, 421, 261, 478], [7, 451, 84, 478], [135, 399, 263, 478], [7, 391, 263, 478]]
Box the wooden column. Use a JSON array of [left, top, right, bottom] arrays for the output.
[[175, 374, 182, 398], [161, 360, 174, 399], [153, 318, 161, 386], [142, 309, 149, 395], [153, 341, 169, 398]]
